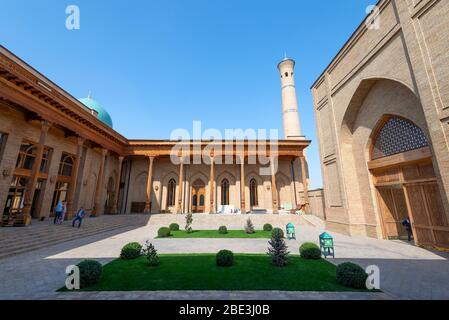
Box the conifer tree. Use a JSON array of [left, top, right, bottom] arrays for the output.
[[267, 229, 290, 267], [185, 212, 193, 233], [244, 218, 255, 234], [142, 241, 159, 267]]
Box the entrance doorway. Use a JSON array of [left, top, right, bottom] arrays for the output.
[[191, 179, 206, 213], [372, 160, 449, 247], [369, 116, 449, 248]]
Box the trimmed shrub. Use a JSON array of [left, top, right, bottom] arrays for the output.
[[77, 260, 102, 288], [169, 223, 180, 231], [300, 242, 321, 260], [158, 227, 171, 238], [244, 218, 255, 234], [218, 226, 228, 234], [272, 228, 284, 239], [120, 242, 142, 260], [216, 250, 234, 267], [336, 262, 368, 289], [263, 223, 273, 232]]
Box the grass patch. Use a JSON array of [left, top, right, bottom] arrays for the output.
[[159, 230, 272, 239], [74, 254, 371, 292]]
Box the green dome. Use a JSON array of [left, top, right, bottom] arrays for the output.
[[79, 97, 113, 128]]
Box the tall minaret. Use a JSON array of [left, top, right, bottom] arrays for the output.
[[278, 56, 303, 140]]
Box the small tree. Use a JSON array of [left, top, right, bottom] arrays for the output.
[[142, 241, 159, 267], [185, 212, 193, 233], [244, 218, 255, 234], [267, 228, 290, 267]]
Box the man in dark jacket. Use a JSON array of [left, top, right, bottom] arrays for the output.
[[402, 218, 413, 242]]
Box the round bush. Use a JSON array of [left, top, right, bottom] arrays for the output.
[[218, 226, 228, 234], [272, 228, 284, 239], [216, 250, 234, 267], [169, 223, 180, 231], [158, 227, 171, 238], [336, 262, 368, 289], [77, 260, 102, 288], [300, 242, 322, 260], [120, 242, 142, 260], [263, 224, 273, 232]]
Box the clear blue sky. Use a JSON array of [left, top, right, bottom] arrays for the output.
[[1, 0, 374, 189]]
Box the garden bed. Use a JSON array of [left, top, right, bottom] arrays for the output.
[[72, 254, 370, 292], [158, 230, 272, 239]]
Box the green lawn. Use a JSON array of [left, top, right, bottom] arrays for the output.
[[77, 254, 368, 292], [160, 230, 272, 239]]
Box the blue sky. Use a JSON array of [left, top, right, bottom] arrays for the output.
[[1, 0, 374, 189]]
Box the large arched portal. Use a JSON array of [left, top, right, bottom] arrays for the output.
[[368, 115, 449, 247]]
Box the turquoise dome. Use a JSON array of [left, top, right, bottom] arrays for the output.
[[79, 97, 113, 128]]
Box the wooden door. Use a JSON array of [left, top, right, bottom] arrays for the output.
[[376, 186, 409, 240], [405, 182, 449, 248], [192, 184, 206, 213], [371, 159, 449, 248]]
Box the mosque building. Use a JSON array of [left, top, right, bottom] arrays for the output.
[[0, 45, 311, 226]]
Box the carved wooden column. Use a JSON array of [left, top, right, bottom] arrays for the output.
[[240, 156, 246, 213], [93, 149, 107, 216], [66, 137, 85, 218], [111, 156, 124, 214], [210, 156, 215, 214], [300, 156, 310, 213], [177, 157, 184, 214], [271, 157, 279, 214], [144, 156, 155, 213], [22, 120, 51, 224]]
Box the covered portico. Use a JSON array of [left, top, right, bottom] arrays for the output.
[[122, 140, 311, 214]]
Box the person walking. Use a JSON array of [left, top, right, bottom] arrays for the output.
[[53, 201, 63, 225], [72, 207, 86, 229], [59, 201, 67, 224]]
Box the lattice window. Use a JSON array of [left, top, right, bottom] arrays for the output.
[[372, 117, 428, 160]]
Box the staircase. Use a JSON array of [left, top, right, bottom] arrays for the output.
[[147, 213, 312, 230], [0, 215, 150, 260]]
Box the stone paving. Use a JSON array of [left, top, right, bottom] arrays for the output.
[[0, 214, 448, 300]]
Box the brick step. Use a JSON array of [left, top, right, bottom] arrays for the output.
[[0, 216, 147, 239], [0, 222, 138, 251], [0, 223, 129, 245], [0, 223, 142, 260]]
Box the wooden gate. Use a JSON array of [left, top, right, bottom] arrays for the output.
[[371, 156, 449, 248]]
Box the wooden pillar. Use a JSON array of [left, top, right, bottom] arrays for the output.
[[300, 156, 310, 213], [271, 157, 279, 214], [93, 149, 107, 216], [240, 156, 246, 213], [210, 156, 215, 214], [111, 156, 124, 214], [144, 156, 155, 213], [22, 120, 51, 224], [177, 158, 184, 214], [66, 137, 85, 218]]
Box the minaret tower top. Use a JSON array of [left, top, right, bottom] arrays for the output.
[[278, 56, 303, 140]]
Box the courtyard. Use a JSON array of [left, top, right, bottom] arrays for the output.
[[0, 214, 448, 300]]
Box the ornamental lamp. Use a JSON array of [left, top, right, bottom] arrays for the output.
[[319, 232, 335, 258], [286, 223, 296, 240]]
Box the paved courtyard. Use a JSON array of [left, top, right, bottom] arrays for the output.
[[0, 214, 448, 300]]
